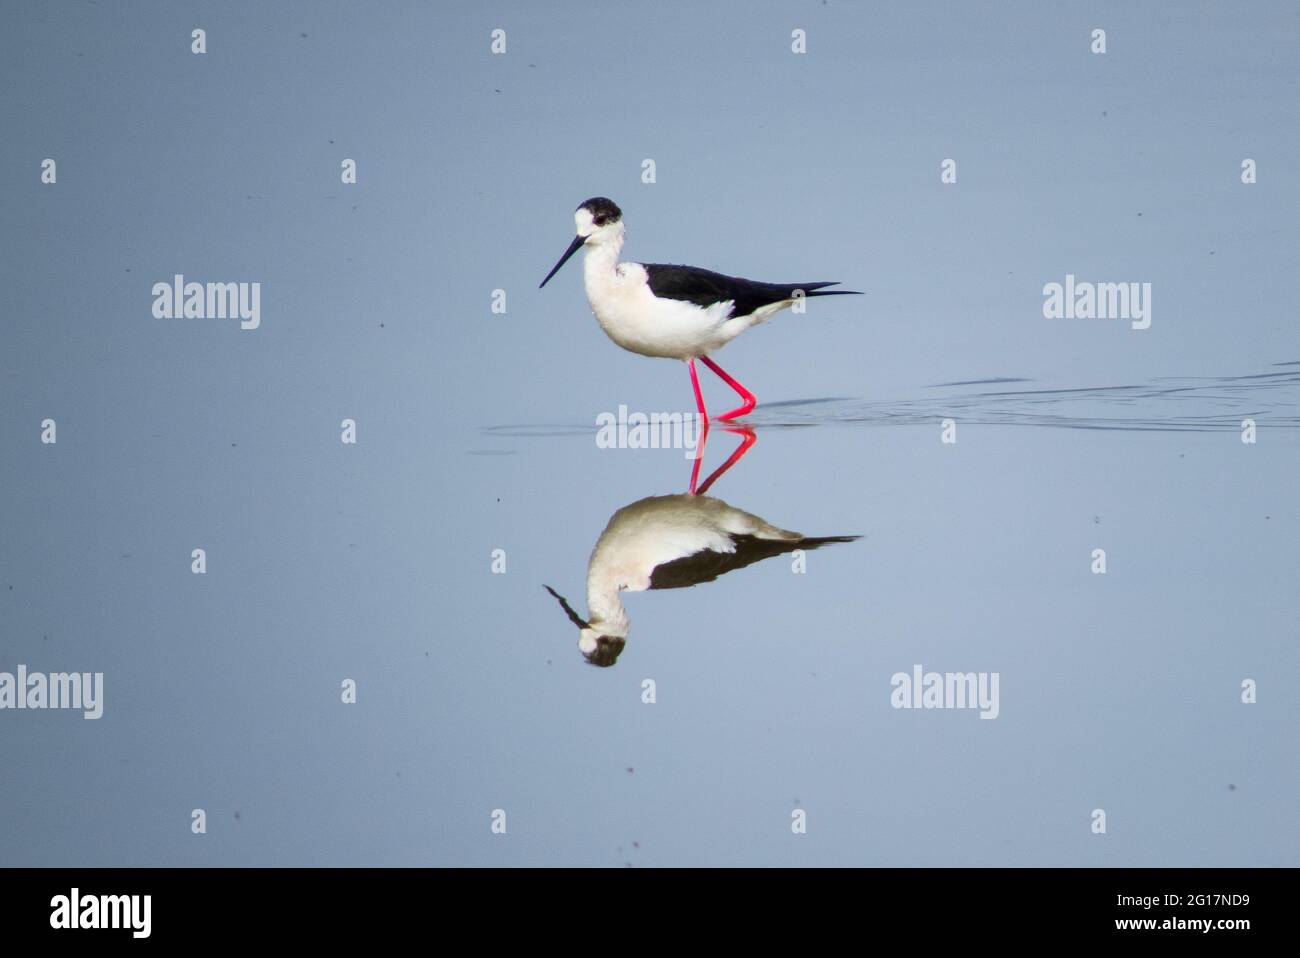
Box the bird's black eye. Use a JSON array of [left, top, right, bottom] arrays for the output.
[[585, 634, 626, 667], [578, 197, 622, 228]]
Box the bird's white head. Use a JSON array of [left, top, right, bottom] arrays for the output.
[[539, 197, 624, 288], [573, 196, 623, 242], [544, 584, 628, 668], [577, 627, 627, 668]]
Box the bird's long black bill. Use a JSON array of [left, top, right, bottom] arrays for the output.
[[544, 585, 589, 630], [539, 234, 585, 288]]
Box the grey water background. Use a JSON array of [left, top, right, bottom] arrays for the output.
[[1, 0, 1297, 866]]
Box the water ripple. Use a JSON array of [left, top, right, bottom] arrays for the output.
[[484, 365, 1300, 435], [749, 365, 1300, 432]]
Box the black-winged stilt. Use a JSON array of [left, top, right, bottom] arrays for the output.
[[539, 198, 862, 421], [545, 493, 858, 667]]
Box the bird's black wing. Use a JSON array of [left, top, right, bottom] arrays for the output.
[[643, 264, 855, 320], [647, 534, 859, 591]]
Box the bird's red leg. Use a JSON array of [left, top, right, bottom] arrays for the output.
[[687, 360, 710, 495], [694, 426, 757, 496], [700, 355, 756, 421], [688, 358, 708, 419]]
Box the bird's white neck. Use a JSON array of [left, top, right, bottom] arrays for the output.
[[585, 528, 636, 638], [585, 576, 630, 638], [582, 222, 625, 288]]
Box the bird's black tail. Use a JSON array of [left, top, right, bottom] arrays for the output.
[[794, 282, 864, 298], [797, 535, 862, 547]]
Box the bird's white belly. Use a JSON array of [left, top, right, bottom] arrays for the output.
[[586, 270, 732, 360]]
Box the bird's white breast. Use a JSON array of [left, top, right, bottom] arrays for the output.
[[588, 495, 744, 597], [583, 259, 733, 360]]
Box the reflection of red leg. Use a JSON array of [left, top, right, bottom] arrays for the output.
[[688, 359, 708, 419], [687, 419, 710, 495], [700, 355, 756, 421], [694, 426, 756, 496]]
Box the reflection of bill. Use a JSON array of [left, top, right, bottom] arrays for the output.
[[546, 493, 857, 668]]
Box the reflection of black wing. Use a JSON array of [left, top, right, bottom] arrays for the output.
[[643, 264, 858, 320], [648, 535, 859, 591]]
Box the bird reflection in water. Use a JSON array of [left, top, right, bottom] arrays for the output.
[[545, 424, 859, 666]]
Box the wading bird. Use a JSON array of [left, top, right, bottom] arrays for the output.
[[545, 492, 859, 667], [539, 198, 861, 420]]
